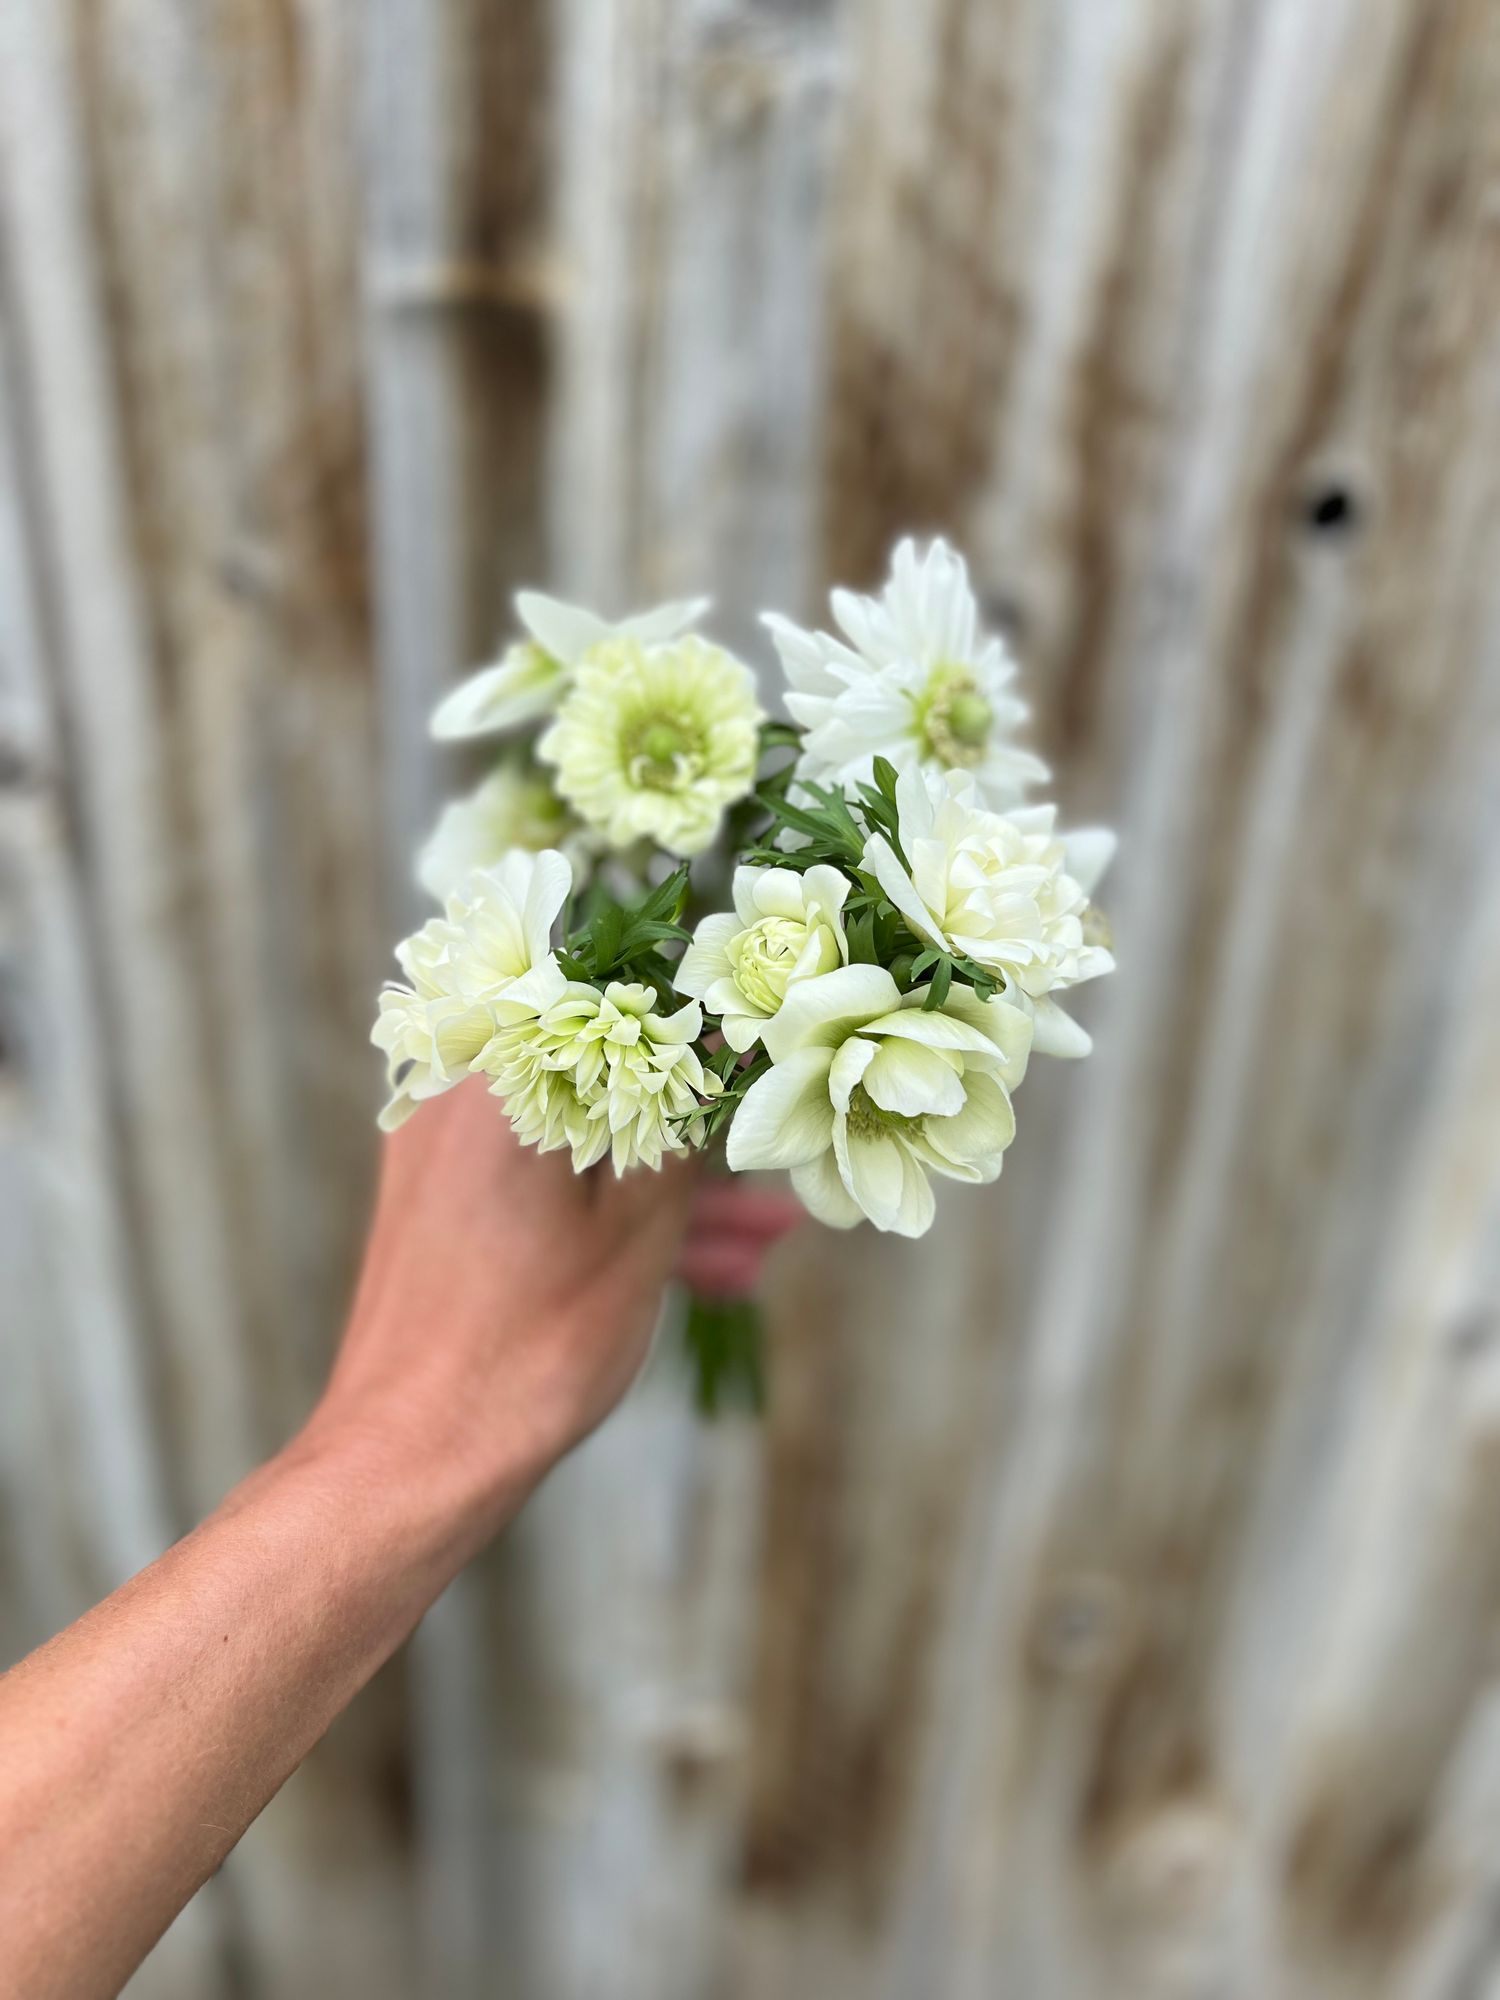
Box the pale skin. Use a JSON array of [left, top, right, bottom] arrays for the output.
[[0, 1079, 799, 2000]]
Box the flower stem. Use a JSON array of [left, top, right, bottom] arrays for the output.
[[681, 1289, 766, 1417]]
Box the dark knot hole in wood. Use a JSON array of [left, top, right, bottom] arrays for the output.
[[1300, 480, 1364, 538]]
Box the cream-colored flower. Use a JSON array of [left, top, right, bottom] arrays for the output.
[[537, 635, 763, 857], [430, 589, 711, 741], [864, 765, 1115, 1057], [372, 849, 571, 1130], [726, 963, 1031, 1237], [675, 863, 850, 1052], [480, 980, 717, 1174], [764, 537, 1047, 810], [417, 755, 595, 903]]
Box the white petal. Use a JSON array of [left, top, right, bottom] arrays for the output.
[[725, 1048, 835, 1171], [801, 864, 853, 937], [1005, 803, 1059, 839], [675, 911, 740, 997], [923, 1071, 1016, 1169], [937, 986, 1034, 1085], [866, 1003, 1005, 1059], [1062, 826, 1117, 897], [617, 595, 712, 644], [862, 1039, 966, 1118], [494, 956, 568, 1016], [745, 868, 808, 923], [430, 657, 563, 740], [761, 964, 903, 1063], [648, 998, 703, 1044], [893, 760, 941, 841], [377, 1089, 421, 1133], [730, 866, 767, 925], [832, 1122, 906, 1231], [515, 589, 611, 663], [790, 1151, 864, 1229], [482, 847, 571, 963], [889, 1148, 937, 1237], [1029, 994, 1093, 1058], [863, 833, 948, 952], [721, 1010, 766, 1053], [828, 1034, 877, 1111]]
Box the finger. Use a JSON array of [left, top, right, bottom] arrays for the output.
[[676, 1240, 765, 1298], [688, 1182, 805, 1239]]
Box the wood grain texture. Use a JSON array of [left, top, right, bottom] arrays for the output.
[[2, 0, 1499, 1994]]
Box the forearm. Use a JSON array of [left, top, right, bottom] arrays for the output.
[[0, 1414, 515, 2000]]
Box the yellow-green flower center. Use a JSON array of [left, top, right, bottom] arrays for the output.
[[627, 713, 705, 790], [917, 666, 992, 767], [729, 917, 806, 1014], [845, 1083, 920, 1143]]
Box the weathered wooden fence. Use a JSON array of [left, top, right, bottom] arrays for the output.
[[3, 2, 1500, 1994]]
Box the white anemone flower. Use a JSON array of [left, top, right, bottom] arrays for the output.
[[763, 537, 1048, 810], [675, 863, 851, 1052], [430, 589, 711, 741], [863, 765, 1115, 1057], [480, 981, 717, 1174], [372, 848, 571, 1130], [538, 634, 763, 858], [726, 963, 1031, 1237], [416, 755, 595, 903]]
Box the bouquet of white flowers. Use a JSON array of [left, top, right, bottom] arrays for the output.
[[374, 539, 1115, 1409]]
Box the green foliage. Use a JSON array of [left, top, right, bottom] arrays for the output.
[[560, 863, 692, 1005], [734, 750, 1007, 1013], [556, 738, 1009, 1109]]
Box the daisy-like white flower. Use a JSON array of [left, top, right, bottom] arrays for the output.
[[416, 753, 595, 903], [371, 849, 571, 1130], [480, 980, 718, 1174], [725, 963, 1031, 1237], [430, 589, 711, 741], [863, 765, 1115, 1057], [537, 635, 763, 858], [764, 537, 1048, 810], [675, 863, 851, 1051]]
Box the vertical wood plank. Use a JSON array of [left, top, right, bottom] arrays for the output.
[[359, 5, 555, 1992]]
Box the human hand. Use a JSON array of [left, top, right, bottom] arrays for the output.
[[310, 1078, 800, 1536]]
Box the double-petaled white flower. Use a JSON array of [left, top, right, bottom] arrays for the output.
[[372, 849, 571, 1130], [675, 863, 850, 1052], [430, 589, 711, 741], [480, 980, 717, 1174], [538, 634, 762, 857], [417, 754, 595, 903], [764, 538, 1047, 811], [864, 766, 1115, 1057], [725, 963, 1031, 1237]]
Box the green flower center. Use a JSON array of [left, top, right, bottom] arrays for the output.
[[845, 1083, 920, 1143], [917, 666, 992, 768], [626, 712, 705, 791]]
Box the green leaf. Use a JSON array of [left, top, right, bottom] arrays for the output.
[[634, 863, 691, 927], [846, 908, 878, 965], [591, 902, 624, 969], [922, 956, 953, 1010], [871, 755, 901, 804], [617, 917, 691, 954], [757, 720, 802, 753]]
